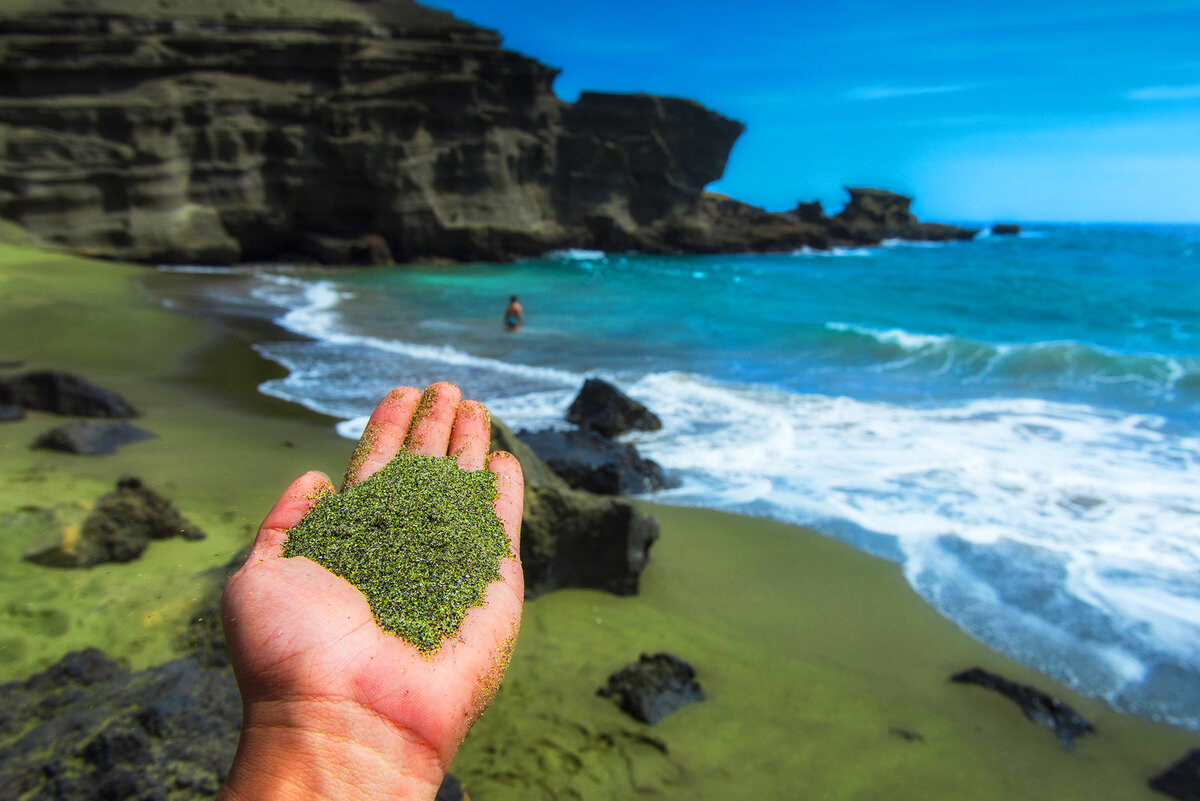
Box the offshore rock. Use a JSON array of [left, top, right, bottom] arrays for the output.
[[33, 420, 156, 455], [597, 652, 705, 724], [645, 188, 975, 254], [1150, 749, 1200, 801], [950, 667, 1095, 751], [491, 418, 659, 597], [518, 427, 674, 496], [0, 370, 137, 418], [566, 378, 663, 438], [830, 187, 978, 245], [992, 223, 1022, 235], [26, 476, 205, 567]]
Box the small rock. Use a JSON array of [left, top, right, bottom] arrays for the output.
[[1150, 749, 1200, 801], [0, 370, 137, 417], [32, 421, 155, 455], [0, 403, 25, 421], [888, 727, 924, 743], [991, 223, 1022, 235], [598, 652, 704, 724], [566, 378, 662, 438], [950, 667, 1095, 750]]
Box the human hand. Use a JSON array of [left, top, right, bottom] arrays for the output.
[[218, 383, 524, 801]]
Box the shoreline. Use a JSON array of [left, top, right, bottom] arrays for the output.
[[0, 244, 1196, 799]]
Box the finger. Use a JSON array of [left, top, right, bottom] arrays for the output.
[[448, 400, 491, 471], [342, 387, 422, 489], [404, 382, 462, 457], [249, 471, 335, 560], [486, 451, 524, 584]]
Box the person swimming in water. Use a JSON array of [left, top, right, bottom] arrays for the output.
[[503, 295, 523, 331]]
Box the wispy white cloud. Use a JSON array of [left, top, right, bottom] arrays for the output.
[[1125, 84, 1200, 100], [847, 84, 969, 101]]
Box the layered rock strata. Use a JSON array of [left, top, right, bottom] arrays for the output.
[[0, 1, 743, 263], [0, 1, 973, 264]]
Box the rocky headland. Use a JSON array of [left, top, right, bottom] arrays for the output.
[[0, 0, 975, 265]]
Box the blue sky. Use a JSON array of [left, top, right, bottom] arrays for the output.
[[426, 1, 1200, 223]]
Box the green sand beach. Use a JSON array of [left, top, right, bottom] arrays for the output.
[[1, 244, 1196, 799]]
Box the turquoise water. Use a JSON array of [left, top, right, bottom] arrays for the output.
[[160, 224, 1200, 731]]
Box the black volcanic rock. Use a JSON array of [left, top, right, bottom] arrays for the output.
[[0, 371, 136, 417], [26, 476, 205, 567], [950, 667, 1095, 751], [992, 223, 1022, 235], [1150, 749, 1200, 801], [566, 378, 663, 438], [518, 427, 675, 496], [33, 420, 156, 455], [0, 403, 24, 421], [0, 647, 469, 801], [490, 418, 658, 597], [598, 652, 704, 724], [0, 649, 241, 801]]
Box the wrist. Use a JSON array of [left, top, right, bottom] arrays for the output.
[[218, 696, 445, 801]]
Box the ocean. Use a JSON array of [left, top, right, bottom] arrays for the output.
[[155, 224, 1200, 732]]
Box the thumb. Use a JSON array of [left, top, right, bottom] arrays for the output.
[[249, 471, 335, 560]]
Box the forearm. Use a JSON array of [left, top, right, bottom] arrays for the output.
[[218, 697, 446, 801]]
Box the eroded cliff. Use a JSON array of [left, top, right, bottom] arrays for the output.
[[0, 0, 746, 263], [0, 0, 973, 264]]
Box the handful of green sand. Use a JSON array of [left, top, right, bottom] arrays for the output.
[[283, 452, 510, 655]]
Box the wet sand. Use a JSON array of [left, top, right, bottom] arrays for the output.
[[0, 243, 1195, 799]]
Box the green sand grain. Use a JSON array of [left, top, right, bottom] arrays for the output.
[[284, 452, 508, 654]]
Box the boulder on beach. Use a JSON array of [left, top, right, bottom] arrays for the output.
[[950, 667, 1095, 751], [0, 402, 24, 421], [1149, 749, 1200, 801], [0, 648, 239, 800], [597, 652, 705, 724], [0, 647, 471, 801], [32, 421, 156, 455], [566, 378, 663, 439], [0, 370, 137, 418], [25, 476, 204, 567], [491, 418, 659, 597], [517, 427, 675, 496]]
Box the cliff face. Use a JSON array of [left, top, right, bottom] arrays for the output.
[[0, 1, 742, 264], [0, 0, 973, 265]]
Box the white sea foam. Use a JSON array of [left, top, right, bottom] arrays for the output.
[[546, 248, 606, 260], [257, 276, 581, 387], [791, 245, 875, 257], [880, 238, 953, 249], [156, 264, 241, 274], [825, 321, 953, 350], [556, 370, 1200, 727]]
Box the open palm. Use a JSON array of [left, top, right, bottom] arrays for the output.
[[220, 384, 523, 799]]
